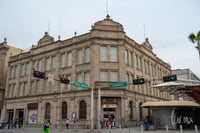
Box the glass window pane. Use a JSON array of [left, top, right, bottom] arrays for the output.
[[100, 71, 107, 81], [128, 52, 132, 65], [100, 47, 107, 61], [52, 56, 56, 69], [77, 73, 82, 82], [78, 49, 82, 64], [14, 66, 18, 78], [110, 72, 118, 81], [36, 80, 40, 94], [24, 82, 28, 96], [85, 72, 90, 85], [67, 52, 72, 66], [85, 48, 90, 63], [38, 60, 42, 71], [62, 102, 67, 119], [61, 54, 65, 68], [45, 81, 49, 94], [31, 81, 35, 95], [125, 50, 128, 64], [79, 100, 86, 119], [33, 61, 38, 70], [46, 58, 51, 71], [110, 47, 117, 62], [26, 63, 29, 75], [45, 103, 51, 120]]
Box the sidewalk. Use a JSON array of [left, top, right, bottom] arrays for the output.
[[0, 126, 198, 133]]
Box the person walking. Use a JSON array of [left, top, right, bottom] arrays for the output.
[[143, 116, 149, 130], [65, 118, 70, 129], [43, 120, 50, 133]]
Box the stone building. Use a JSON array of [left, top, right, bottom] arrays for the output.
[[2, 16, 171, 128], [172, 68, 200, 81], [0, 38, 21, 120]]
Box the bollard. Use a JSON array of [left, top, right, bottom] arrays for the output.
[[141, 125, 144, 133], [119, 124, 121, 133], [180, 125, 183, 133], [109, 125, 111, 133], [166, 125, 168, 132], [195, 125, 198, 133]]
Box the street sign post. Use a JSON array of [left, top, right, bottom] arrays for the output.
[[73, 82, 88, 89], [109, 82, 128, 89]]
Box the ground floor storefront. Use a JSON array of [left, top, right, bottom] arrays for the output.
[[142, 100, 200, 130], [1, 88, 162, 128]]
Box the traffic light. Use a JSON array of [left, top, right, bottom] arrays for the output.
[[133, 78, 145, 85], [163, 75, 177, 82], [60, 77, 70, 84], [33, 70, 46, 79]]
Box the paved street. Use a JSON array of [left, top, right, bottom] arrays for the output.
[[0, 126, 198, 133]]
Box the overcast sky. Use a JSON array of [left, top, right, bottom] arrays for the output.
[[0, 0, 200, 77]]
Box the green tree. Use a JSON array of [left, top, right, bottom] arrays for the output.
[[188, 31, 200, 56]]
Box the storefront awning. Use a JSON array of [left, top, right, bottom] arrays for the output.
[[142, 100, 200, 107], [152, 82, 184, 88]]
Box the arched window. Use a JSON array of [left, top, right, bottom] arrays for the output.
[[79, 100, 86, 119], [139, 102, 143, 120], [45, 103, 51, 120], [62, 101, 67, 119], [129, 101, 133, 119]]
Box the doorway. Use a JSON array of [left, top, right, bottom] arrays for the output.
[[103, 107, 116, 127]]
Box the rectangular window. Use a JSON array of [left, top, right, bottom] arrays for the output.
[[78, 49, 83, 64], [129, 52, 133, 66], [45, 80, 49, 93], [25, 63, 29, 75], [33, 60, 38, 70], [19, 83, 24, 97], [126, 73, 129, 83], [38, 59, 42, 71], [100, 46, 107, 61], [110, 47, 117, 62], [110, 71, 118, 81], [84, 72, 90, 85], [136, 55, 141, 70], [24, 82, 27, 96], [85, 48, 90, 63], [125, 50, 128, 64], [15, 65, 18, 78], [36, 80, 40, 94], [8, 85, 12, 97], [77, 73, 82, 82], [52, 56, 56, 70], [61, 54, 65, 68], [100, 71, 107, 81], [31, 81, 36, 95], [20, 64, 25, 76], [67, 52, 72, 66], [13, 66, 16, 78], [11, 66, 14, 78], [13, 84, 16, 97], [46, 57, 51, 71], [60, 83, 65, 92]]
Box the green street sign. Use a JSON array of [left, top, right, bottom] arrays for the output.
[[109, 82, 128, 89], [73, 82, 88, 89]]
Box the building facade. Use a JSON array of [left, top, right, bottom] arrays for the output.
[[0, 38, 21, 120], [172, 68, 200, 81], [2, 16, 171, 128]]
